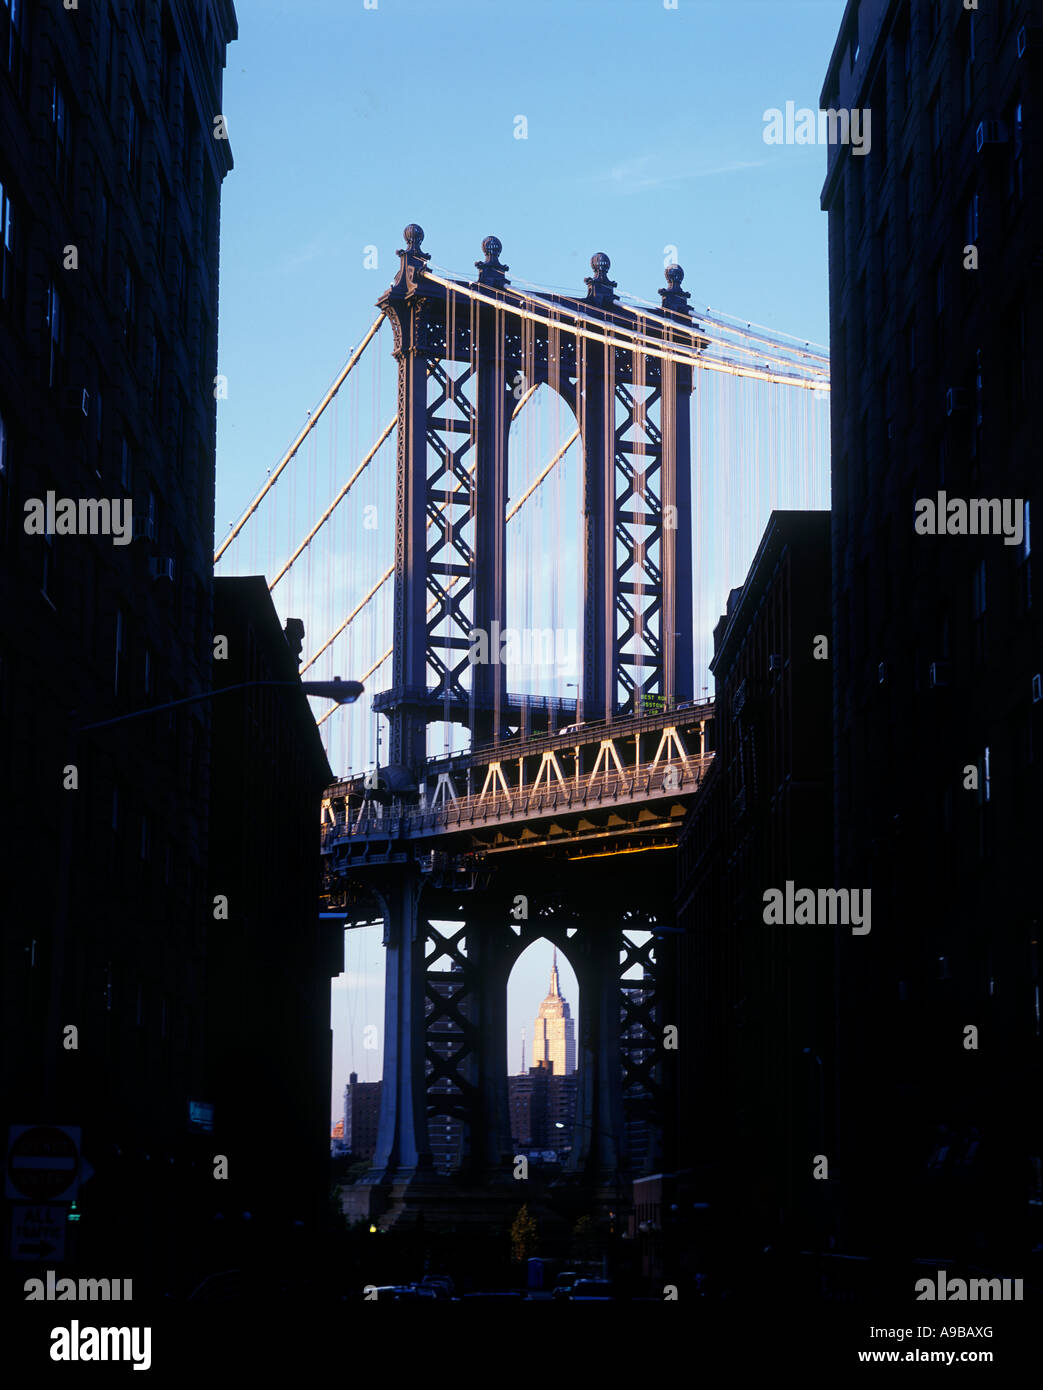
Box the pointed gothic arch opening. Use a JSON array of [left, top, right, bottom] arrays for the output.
[[506, 938, 581, 1170], [505, 384, 582, 710]]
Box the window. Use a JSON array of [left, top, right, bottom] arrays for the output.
[[174, 392, 185, 474], [149, 332, 163, 417], [103, 5, 117, 111], [0, 404, 8, 544], [882, 368, 893, 441], [157, 179, 167, 262], [0, 177, 16, 311], [114, 607, 124, 695], [161, 14, 177, 110], [177, 241, 189, 327], [122, 259, 136, 339], [870, 75, 886, 171], [902, 159, 914, 249], [203, 178, 217, 249], [198, 308, 211, 391], [182, 91, 196, 185], [960, 16, 975, 116], [144, 645, 152, 695], [41, 500, 55, 603], [146, 488, 157, 544], [46, 280, 64, 389], [972, 559, 986, 665], [963, 189, 979, 246], [52, 81, 72, 201], [2, 0, 26, 96], [899, 21, 911, 109], [929, 90, 942, 187], [1010, 101, 1024, 205], [1021, 500, 1032, 613], [98, 185, 110, 288], [127, 91, 142, 190]]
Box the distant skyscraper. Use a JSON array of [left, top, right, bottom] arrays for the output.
[[532, 949, 576, 1076]]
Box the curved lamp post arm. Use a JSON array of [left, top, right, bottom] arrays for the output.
[[79, 678, 364, 732]]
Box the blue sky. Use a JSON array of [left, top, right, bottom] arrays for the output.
[[211, 0, 847, 1121]]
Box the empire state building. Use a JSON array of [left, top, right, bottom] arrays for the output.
[[532, 949, 576, 1076]]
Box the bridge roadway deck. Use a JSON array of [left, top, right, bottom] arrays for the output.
[[321, 701, 715, 866]]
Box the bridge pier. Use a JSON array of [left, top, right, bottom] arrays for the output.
[[366, 863, 434, 1188]]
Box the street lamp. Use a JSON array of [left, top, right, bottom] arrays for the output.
[[80, 677, 364, 731]]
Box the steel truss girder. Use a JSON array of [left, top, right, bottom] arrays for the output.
[[425, 923, 481, 1133], [613, 380, 665, 712], [619, 926, 664, 1127]]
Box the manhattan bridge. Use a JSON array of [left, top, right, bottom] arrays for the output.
[[216, 225, 830, 1228]]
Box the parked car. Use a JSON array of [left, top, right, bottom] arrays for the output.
[[569, 1279, 616, 1301], [552, 1270, 579, 1300], [365, 1284, 437, 1301], [420, 1275, 455, 1299]]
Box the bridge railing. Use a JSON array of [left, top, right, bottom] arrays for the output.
[[418, 695, 716, 780], [321, 751, 715, 847]]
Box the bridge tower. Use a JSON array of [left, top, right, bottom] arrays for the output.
[[343, 228, 708, 1232], [376, 225, 703, 778]]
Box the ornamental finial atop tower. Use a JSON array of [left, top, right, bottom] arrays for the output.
[[659, 263, 692, 316], [475, 235, 510, 289], [584, 251, 618, 307], [388, 222, 431, 296]]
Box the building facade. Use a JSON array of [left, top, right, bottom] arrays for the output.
[[821, 0, 1041, 1265], [508, 1063, 577, 1155], [0, 0, 236, 1295], [343, 1072, 382, 1162], [532, 949, 576, 1076], [675, 510, 834, 1258], [207, 576, 336, 1260]]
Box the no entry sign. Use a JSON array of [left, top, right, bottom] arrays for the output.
[[6, 1126, 81, 1202]]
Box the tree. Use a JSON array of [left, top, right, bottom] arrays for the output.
[[511, 1203, 538, 1263]]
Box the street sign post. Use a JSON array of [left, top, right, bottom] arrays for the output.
[[6, 1126, 81, 1203], [10, 1204, 67, 1262]]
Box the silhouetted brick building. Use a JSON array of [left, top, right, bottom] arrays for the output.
[[0, 0, 236, 1295], [675, 510, 833, 1256], [821, 0, 1041, 1264], [207, 576, 335, 1259]]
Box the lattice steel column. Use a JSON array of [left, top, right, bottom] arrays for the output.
[[381, 226, 440, 774]]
